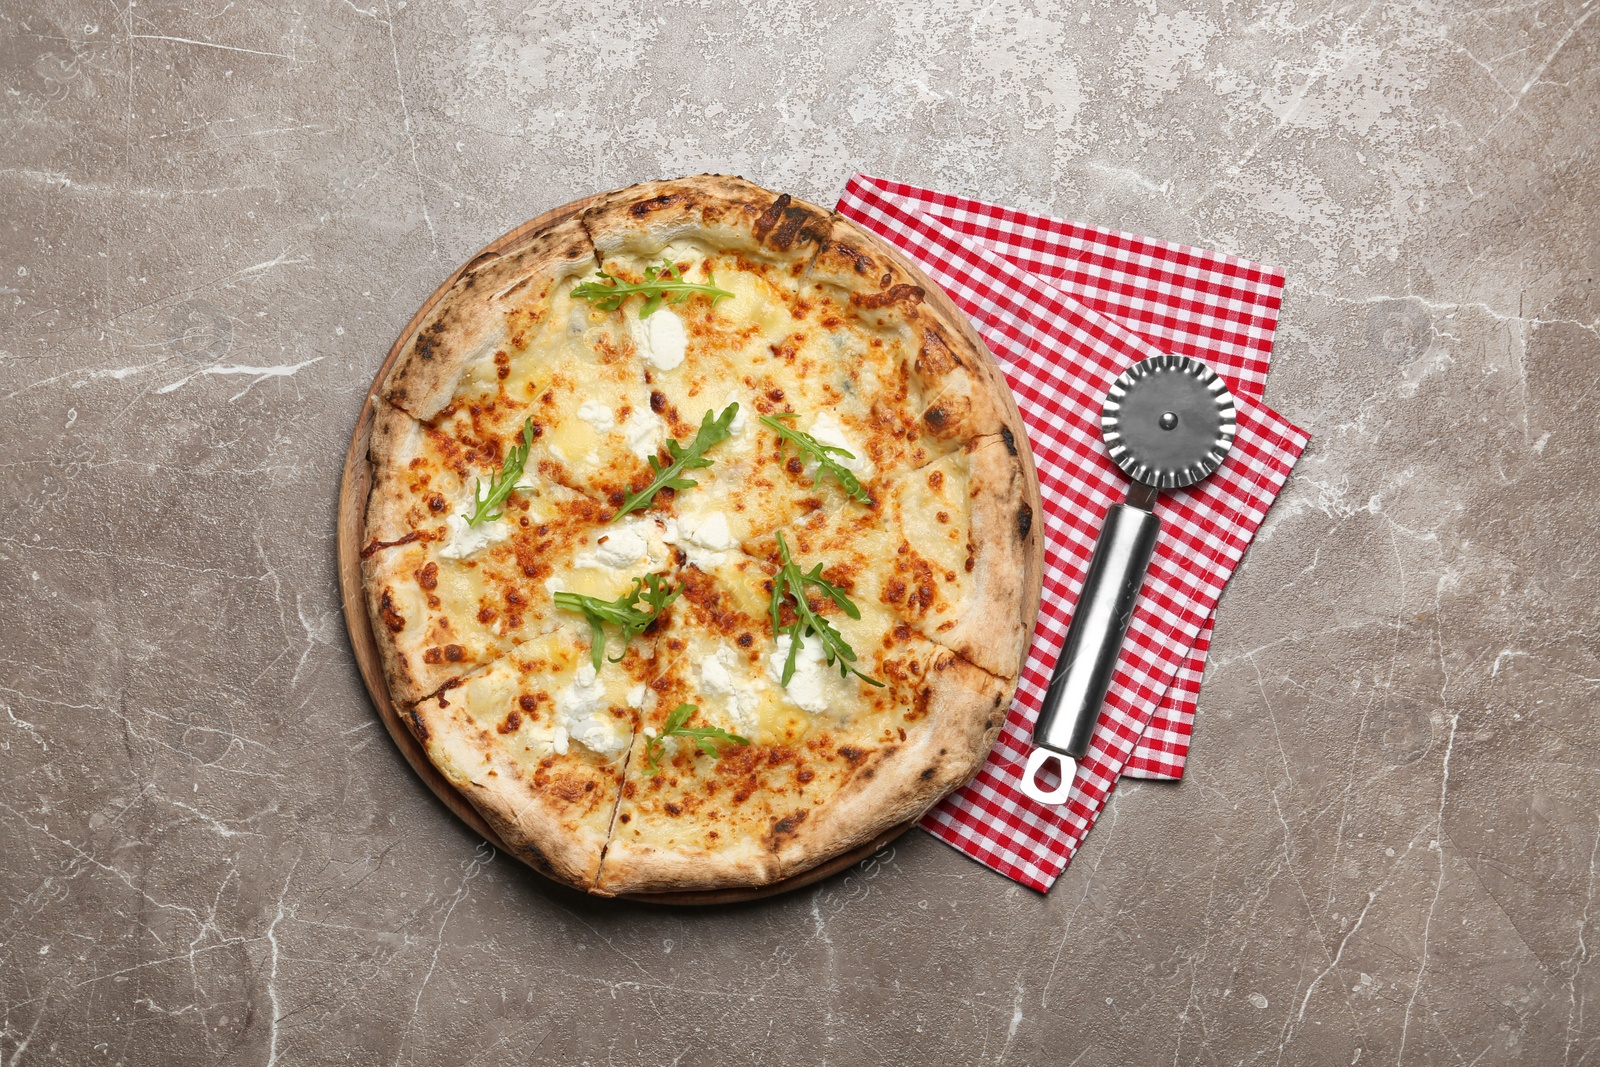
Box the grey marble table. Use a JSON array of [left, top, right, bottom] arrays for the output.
[[3, 2, 1597, 1064]]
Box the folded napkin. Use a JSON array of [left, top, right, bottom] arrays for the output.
[[836, 175, 1309, 891]]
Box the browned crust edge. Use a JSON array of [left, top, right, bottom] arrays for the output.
[[381, 216, 597, 421], [408, 691, 619, 893], [578, 174, 833, 266], [364, 399, 437, 545], [596, 646, 1013, 895], [936, 436, 1038, 679], [811, 212, 1013, 444], [770, 650, 1013, 874]]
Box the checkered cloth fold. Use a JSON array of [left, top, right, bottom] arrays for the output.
[[836, 175, 1309, 891]]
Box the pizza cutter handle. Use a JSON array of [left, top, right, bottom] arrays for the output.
[[1022, 502, 1160, 804]]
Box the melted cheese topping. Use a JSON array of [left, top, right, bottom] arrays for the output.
[[372, 219, 1002, 893]]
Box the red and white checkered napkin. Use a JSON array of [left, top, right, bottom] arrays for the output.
[[836, 174, 1310, 891]]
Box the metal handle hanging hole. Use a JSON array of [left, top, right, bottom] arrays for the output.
[[1021, 748, 1077, 806]]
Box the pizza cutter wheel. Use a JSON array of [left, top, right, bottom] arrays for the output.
[[1020, 355, 1237, 806]]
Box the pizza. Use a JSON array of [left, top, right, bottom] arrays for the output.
[[360, 175, 1040, 895]]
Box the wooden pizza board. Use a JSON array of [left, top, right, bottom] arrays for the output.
[[336, 189, 1044, 905]]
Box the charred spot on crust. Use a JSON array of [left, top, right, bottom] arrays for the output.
[[752, 193, 828, 251], [916, 327, 958, 375], [837, 745, 868, 766], [928, 470, 944, 490], [417, 561, 438, 591], [850, 283, 924, 311], [924, 405, 949, 430], [797, 767, 815, 783], [768, 809, 809, 848], [412, 319, 447, 363], [443, 644, 465, 663], [627, 194, 684, 219], [1000, 426, 1018, 456], [361, 531, 423, 559], [521, 841, 551, 872], [519, 694, 538, 712], [649, 390, 668, 414], [427, 493, 447, 514], [497, 710, 521, 734], [378, 590, 405, 632], [920, 766, 937, 781], [406, 707, 429, 742], [1017, 502, 1034, 541]]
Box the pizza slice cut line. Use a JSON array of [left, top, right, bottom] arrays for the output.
[[592, 543, 1013, 895]]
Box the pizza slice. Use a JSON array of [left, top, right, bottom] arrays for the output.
[[378, 212, 677, 509], [595, 543, 1009, 895], [575, 215, 972, 553], [363, 404, 680, 704], [405, 621, 658, 890], [744, 435, 1034, 679]]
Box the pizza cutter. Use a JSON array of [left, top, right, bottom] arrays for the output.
[[1020, 354, 1237, 806]]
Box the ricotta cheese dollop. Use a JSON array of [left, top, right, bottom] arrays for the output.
[[622, 407, 665, 460], [723, 390, 747, 434], [806, 413, 873, 479], [583, 526, 647, 569], [438, 488, 510, 560], [665, 510, 737, 568], [766, 633, 834, 715], [576, 398, 616, 433], [554, 662, 628, 758], [700, 645, 761, 733], [631, 309, 687, 371], [571, 518, 667, 573]]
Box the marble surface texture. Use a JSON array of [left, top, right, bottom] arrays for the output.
[[3, 1, 1597, 1063]]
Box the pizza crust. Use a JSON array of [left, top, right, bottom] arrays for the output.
[[579, 174, 833, 266], [384, 216, 598, 421], [930, 436, 1039, 679], [809, 213, 1012, 444], [365, 399, 435, 545], [596, 644, 1012, 895], [764, 649, 1012, 878], [409, 691, 617, 889]]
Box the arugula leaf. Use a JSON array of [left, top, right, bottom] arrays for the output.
[[611, 403, 739, 521], [553, 572, 681, 672], [467, 418, 536, 527], [644, 703, 749, 772], [570, 259, 734, 319], [760, 413, 871, 504], [767, 530, 884, 689]]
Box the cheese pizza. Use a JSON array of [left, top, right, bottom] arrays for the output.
[[362, 176, 1040, 895]]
